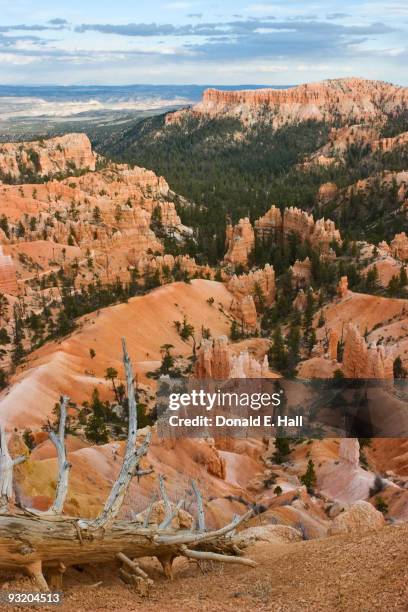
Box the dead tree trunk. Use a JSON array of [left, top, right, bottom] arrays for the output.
[[0, 338, 256, 591], [0, 426, 26, 514]]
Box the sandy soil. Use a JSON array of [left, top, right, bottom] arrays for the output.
[[1, 523, 407, 611]]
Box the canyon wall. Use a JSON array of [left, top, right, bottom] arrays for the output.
[[168, 78, 408, 128]]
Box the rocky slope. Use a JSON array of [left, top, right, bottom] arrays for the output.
[[0, 133, 96, 181]]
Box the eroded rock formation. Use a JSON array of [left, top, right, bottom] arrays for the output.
[[290, 257, 312, 289], [0, 134, 96, 180], [337, 276, 349, 298], [390, 232, 408, 261], [230, 295, 258, 331], [224, 217, 255, 265], [194, 335, 269, 378], [328, 329, 339, 360], [227, 264, 276, 306], [342, 323, 394, 378], [255, 205, 341, 252]]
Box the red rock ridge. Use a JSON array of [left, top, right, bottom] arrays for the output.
[[168, 78, 408, 128], [255, 205, 341, 251]]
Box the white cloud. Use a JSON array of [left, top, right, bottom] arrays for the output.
[[0, 52, 37, 64]]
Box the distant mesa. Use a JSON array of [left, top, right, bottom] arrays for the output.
[[167, 78, 408, 128]]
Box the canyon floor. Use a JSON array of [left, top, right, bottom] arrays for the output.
[[1, 523, 407, 611]]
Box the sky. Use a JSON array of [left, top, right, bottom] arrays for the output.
[[0, 0, 407, 86]]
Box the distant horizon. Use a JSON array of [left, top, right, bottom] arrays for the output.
[[0, 76, 406, 90]]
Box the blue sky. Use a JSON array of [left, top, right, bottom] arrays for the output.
[[0, 0, 407, 85]]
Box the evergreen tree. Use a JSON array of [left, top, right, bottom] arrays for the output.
[[230, 320, 241, 341], [300, 458, 317, 493], [399, 266, 408, 287], [393, 356, 407, 379], [286, 321, 301, 376], [268, 326, 288, 372], [84, 389, 109, 444], [272, 433, 291, 464]]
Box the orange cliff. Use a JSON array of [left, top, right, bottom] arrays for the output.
[[0, 133, 96, 180], [167, 78, 408, 128]]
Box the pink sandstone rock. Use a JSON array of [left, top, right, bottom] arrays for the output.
[[327, 500, 385, 535], [339, 439, 360, 467], [293, 289, 307, 312], [390, 232, 408, 261], [328, 329, 339, 360], [0, 134, 96, 180], [224, 217, 255, 266], [194, 335, 269, 378], [342, 323, 394, 378], [290, 257, 312, 289], [337, 276, 348, 298], [255, 205, 341, 252], [230, 295, 258, 331], [317, 182, 338, 204], [227, 264, 276, 306]]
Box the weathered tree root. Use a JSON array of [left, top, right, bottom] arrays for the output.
[[0, 338, 256, 592]]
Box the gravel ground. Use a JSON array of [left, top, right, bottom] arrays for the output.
[[1, 523, 407, 612]]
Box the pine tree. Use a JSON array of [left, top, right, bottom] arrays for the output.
[[268, 326, 288, 372], [393, 356, 407, 379], [272, 433, 291, 464], [84, 389, 109, 444], [230, 320, 241, 341], [399, 266, 408, 288], [300, 458, 317, 493], [286, 321, 301, 375]]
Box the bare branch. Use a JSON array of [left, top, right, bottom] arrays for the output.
[[78, 339, 151, 530], [0, 426, 26, 514], [191, 479, 206, 532], [180, 545, 257, 567], [116, 552, 149, 579], [134, 467, 154, 479], [159, 498, 185, 530], [154, 509, 253, 545], [158, 474, 172, 525], [47, 396, 70, 515], [143, 499, 156, 528]]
